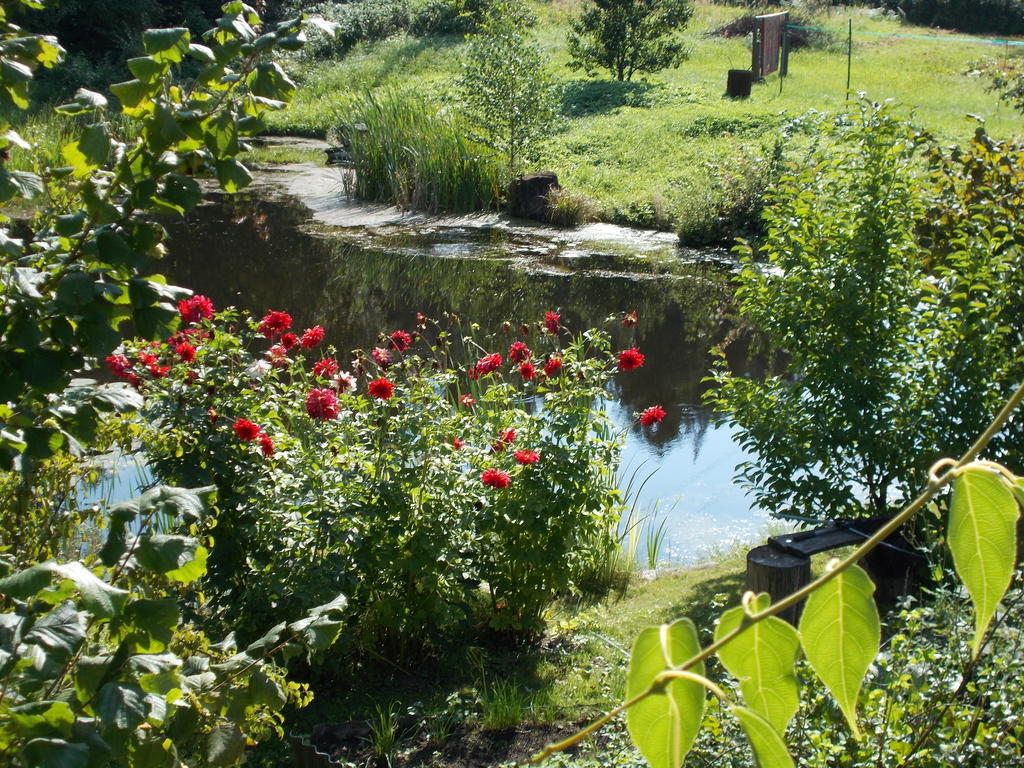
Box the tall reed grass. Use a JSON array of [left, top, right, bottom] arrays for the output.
[[339, 90, 505, 213]]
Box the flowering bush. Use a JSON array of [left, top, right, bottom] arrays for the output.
[[124, 307, 654, 646]]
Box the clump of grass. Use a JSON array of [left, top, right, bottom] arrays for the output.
[[365, 701, 402, 766], [546, 186, 600, 227], [340, 89, 505, 213]]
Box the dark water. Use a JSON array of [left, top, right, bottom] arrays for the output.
[[159, 190, 775, 562]]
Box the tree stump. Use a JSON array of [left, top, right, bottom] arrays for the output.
[[726, 69, 753, 98], [508, 171, 559, 222], [746, 545, 811, 625]]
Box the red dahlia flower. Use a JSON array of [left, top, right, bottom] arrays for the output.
[[281, 332, 298, 349], [453, 437, 465, 449], [368, 377, 394, 399], [233, 418, 261, 441], [306, 387, 340, 420], [623, 310, 638, 326], [178, 295, 215, 324], [259, 310, 292, 338], [481, 468, 511, 488], [475, 353, 502, 375], [389, 329, 412, 352], [259, 433, 275, 457], [460, 394, 476, 407], [106, 354, 132, 379], [514, 449, 539, 465], [639, 405, 666, 427], [312, 358, 339, 378], [617, 347, 645, 371], [266, 345, 288, 367], [543, 357, 562, 377], [300, 326, 325, 349], [544, 311, 560, 335], [508, 341, 531, 363], [174, 342, 196, 362], [519, 361, 536, 380], [416, 312, 426, 328], [372, 347, 392, 368]]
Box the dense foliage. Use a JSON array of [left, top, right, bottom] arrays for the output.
[[884, 0, 1024, 36], [0, 3, 352, 765], [456, 0, 557, 178], [125, 308, 646, 648], [708, 102, 1024, 521], [566, 0, 692, 82]]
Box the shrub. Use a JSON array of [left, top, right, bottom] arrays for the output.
[[127, 308, 652, 646], [707, 100, 1024, 522], [566, 0, 693, 82], [885, 0, 1024, 35], [340, 89, 505, 212], [547, 186, 601, 227]]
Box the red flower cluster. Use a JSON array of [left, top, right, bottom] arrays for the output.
[[639, 405, 666, 427], [470, 352, 502, 379], [617, 347, 645, 371], [481, 468, 511, 488], [492, 428, 516, 452], [174, 342, 196, 362], [368, 377, 394, 399], [508, 341, 531, 363], [514, 449, 539, 465], [259, 433, 275, 457], [544, 311, 560, 335], [452, 437, 465, 449], [460, 394, 476, 407], [300, 326, 324, 349], [416, 312, 426, 329], [306, 387, 340, 420], [106, 354, 132, 378], [138, 350, 169, 378], [233, 418, 261, 441], [389, 330, 412, 353], [312, 358, 339, 378], [178, 295, 215, 324], [281, 332, 298, 350], [266, 345, 288, 367], [372, 347, 392, 368], [259, 310, 292, 338], [519, 361, 536, 380], [543, 357, 562, 377], [623, 310, 638, 327]]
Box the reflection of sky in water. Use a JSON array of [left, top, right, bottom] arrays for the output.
[[610, 399, 770, 564]]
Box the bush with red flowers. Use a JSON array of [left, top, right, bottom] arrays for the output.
[[129, 308, 647, 641]]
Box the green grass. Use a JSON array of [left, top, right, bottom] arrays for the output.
[[267, 2, 1024, 234]]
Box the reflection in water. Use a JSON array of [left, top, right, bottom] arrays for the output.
[[159, 191, 776, 562]]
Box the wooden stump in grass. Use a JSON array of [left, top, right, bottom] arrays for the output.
[[746, 544, 811, 625]]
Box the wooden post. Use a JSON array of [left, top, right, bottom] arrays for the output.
[[751, 24, 761, 81], [746, 545, 811, 625], [780, 12, 790, 78], [846, 18, 853, 95]]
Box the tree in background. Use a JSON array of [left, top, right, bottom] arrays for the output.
[[566, 0, 692, 82], [455, 0, 556, 179]]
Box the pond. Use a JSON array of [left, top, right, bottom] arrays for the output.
[[158, 167, 777, 563]]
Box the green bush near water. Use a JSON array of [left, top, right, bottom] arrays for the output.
[[340, 89, 505, 212]]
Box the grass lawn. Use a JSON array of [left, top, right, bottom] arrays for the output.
[[266, 2, 1023, 236]]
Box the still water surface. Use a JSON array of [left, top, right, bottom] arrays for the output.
[[160, 184, 776, 562]]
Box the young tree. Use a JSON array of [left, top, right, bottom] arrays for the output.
[[456, 0, 556, 178], [566, 0, 692, 82]]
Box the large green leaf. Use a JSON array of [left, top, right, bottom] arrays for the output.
[[94, 682, 147, 730], [730, 705, 795, 768], [142, 28, 190, 64], [8, 701, 75, 740], [23, 603, 88, 660], [948, 466, 1019, 656], [0, 561, 128, 619], [206, 723, 245, 766], [715, 594, 800, 734], [798, 564, 879, 738], [626, 619, 705, 768], [135, 536, 208, 584], [21, 738, 89, 768]]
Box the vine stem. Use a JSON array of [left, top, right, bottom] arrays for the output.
[[532, 379, 1024, 764]]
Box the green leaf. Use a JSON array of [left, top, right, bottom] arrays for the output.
[[94, 682, 147, 730], [56, 271, 96, 309], [135, 536, 208, 584], [143, 28, 191, 64], [730, 705, 795, 768], [948, 466, 1020, 656], [110, 79, 154, 117], [96, 229, 143, 269], [206, 723, 245, 766], [24, 603, 87, 660], [798, 564, 879, 739], [0, 168, 44, 201], [9, 701, 75, 740], [127, 56, 168, 83], [626, 619, 705, 768], [21, 739, 89, 768], [215, 157, 252, 193], [156, 174, 201, 214], [61, 124, 109, 172], [55, 87, 107, 115], [715, 594, 800, 734]]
